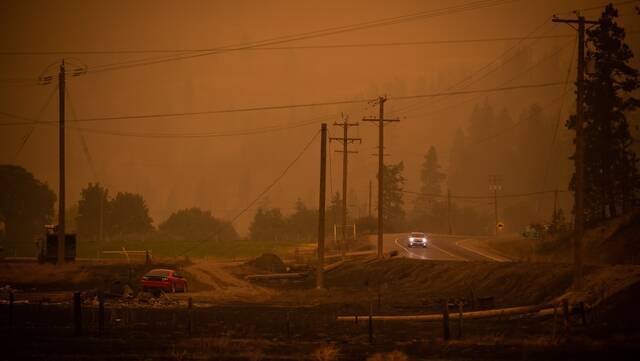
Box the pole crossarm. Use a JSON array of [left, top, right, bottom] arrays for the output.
[[362, 117, 400, 122], [330, 138, 362, 144], [551, 18, 599, 25]]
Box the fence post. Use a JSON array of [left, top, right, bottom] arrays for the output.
[[562, 298, 570, 338], [470, 289, 476, 310], [8, 291, 14, 332], [552, 304, 558, 342], [98, 292, 105, 336], [145, 250, 150, 265], [457, 301, 463, 339], [442, 299, 450, 341], [286, 309, 291, 340], [368, 302, 373, 344], [73, 292, 82, 336], [187, 297, 193, 336]]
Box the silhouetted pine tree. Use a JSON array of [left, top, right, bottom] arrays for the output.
[[381, 162, 406, 232], [567, 4, 640, 225], [411, 146, 446, 231]]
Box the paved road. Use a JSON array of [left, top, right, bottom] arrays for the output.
[[382, 233, 511, 262]]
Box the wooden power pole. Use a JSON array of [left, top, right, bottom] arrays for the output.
[[330, 116, 361, 257], [552, 14, 598, 289], [317, 123, 327, 289], [368, 180, 372, 218], [363, 97, 399, 258], [57, 61, 66, 265], [489, 175, 501, 236], [447, 189, 453, 235]]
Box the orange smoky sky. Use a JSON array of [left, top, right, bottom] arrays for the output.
[[1, 0, 639, 234]]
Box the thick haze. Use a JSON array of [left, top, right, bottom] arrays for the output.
[[1, 0, 639, 234]]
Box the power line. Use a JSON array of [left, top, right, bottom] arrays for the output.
[[1, 111, 331, 139], [388, 81, 567, 101], [390, 19, 553, 116], [11, 86, 57, 162], [535, 35, 577, 218], [178, 129, 320, 256], [0, 34, 585, 56], [0, 1, 515, 85], [71, 0, 518, 75], [402, 189, 569, 200], [394, 35, 576, 120], [0, 81, 568, 127], [67, 86, 100, 182], [467, 87, 573, 146], [554, 0, 639, 16]]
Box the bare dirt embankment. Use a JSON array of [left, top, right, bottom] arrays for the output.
[[280, 258, 640, 310], [472, 210, 640, 264], [183, 260, 274, 303]]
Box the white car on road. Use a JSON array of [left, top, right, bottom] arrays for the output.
[[407, 232, 428, 248]]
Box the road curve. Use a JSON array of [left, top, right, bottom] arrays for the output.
[[382, 233, 511, 262]]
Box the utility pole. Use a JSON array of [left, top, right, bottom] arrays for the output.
[[317, 123, 327, 289], [447, 189, 453, 235], [330, 116, 361, 257], [368, 180, 372, 218], [363, 97, 399, 258], [552, 14, 598, 290], [489, 175, 501, 236], [553, 188, 559, 219], [57, 61, 66, 265]]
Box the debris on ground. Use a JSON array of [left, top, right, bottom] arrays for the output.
[[245, 253, 287, 273], [0, 284, 16, 297]]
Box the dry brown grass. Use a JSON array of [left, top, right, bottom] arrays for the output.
[[366, 351, 409, 361], [0, 263, 91, 286], [312, 344, 339, 361]]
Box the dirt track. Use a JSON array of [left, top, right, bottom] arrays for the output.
[[183, 260, 274, 303]]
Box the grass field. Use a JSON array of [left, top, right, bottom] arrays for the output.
[[2, 238, 315, 261]]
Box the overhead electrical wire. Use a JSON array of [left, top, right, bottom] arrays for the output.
[[553, 0, 639, 16], [71, 116, 327, 139], [178, 129, 320, 256], [391, 19, 554, 116], [534, 36, 578, 217], [10, 86, 57, 162], [401, 189, 569, 200], [0, 81, 568, 130], [71, 0, 519, 75], [67, 86, 101, 181], [0, 0, 517, 85], [0, 34, 585, 56], [467, 87, 573, 147], [394, 35, 576, 121]]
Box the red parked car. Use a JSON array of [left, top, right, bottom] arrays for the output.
[[140, 269, 188, 293]]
